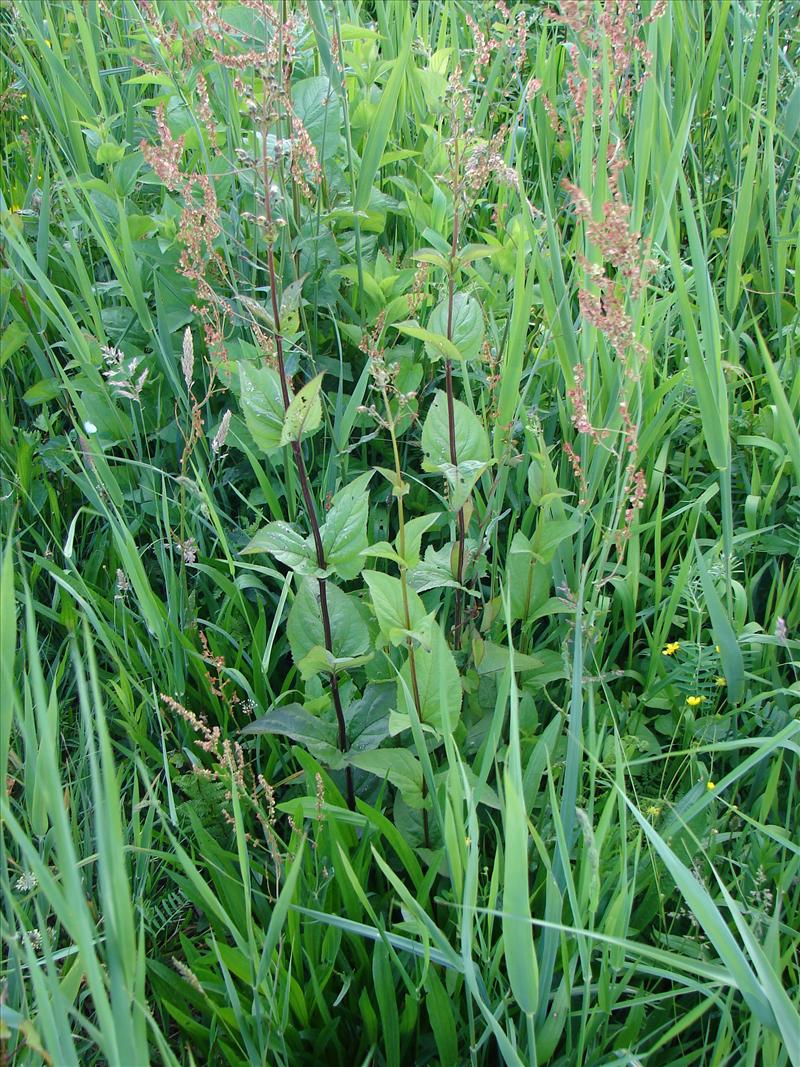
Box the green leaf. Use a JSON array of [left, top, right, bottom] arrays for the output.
[[346, 683, 394, 753], [95, 141, 125, 165], [0, 321, 28, 367], [372, 941, 400, 1067], [238, 363, 286, 454], [280, 372, 324, 446], [507, 531, 548, 623], [694, 543, 744, 702], [296, 645, 373, 681], [363, 571, 431, 647], [502, 771, 539, 1014], [354, 37, 412, 213], [362, 541, 404, 565], [375, 465, 409, 497], [428, 293, 484, 360], [291, 76, 342, 163], [530, 514, 582, 564], [397, 621, 461, 734], [439, 460, 491, 512], [425, 971, 459, 1065], [321, 471, 374, 580], [392, 320, 461, 363], [242, 703, 339, 763], [23, 378, 61, 405], [421, 391, 489, 473], [413, 248, 450, 272], [278, 274, 308, 334], [242, 521, 321, 574], [287, 577, 370, 666], [400, 513, 439, 568], [753, 323, 800, 485], [347, 749, 425, 808], [408, 543, 459, 594]]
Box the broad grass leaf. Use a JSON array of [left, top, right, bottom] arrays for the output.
[[694, 542, 744, 702], [502, 772, 538, 1014]]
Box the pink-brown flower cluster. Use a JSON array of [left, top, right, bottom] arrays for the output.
[[546, 0, 666, 122]]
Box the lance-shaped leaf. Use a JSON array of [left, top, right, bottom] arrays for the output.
[[320, 470, 374, 580], [439, 460, 491, 511], [346, 683, 395, 754], [363, 571, 432, 647], [401, 513, 439, 568], [421, 391, 489, 473], [278, 273, 308, 333], [694, 542, 744, 702], [396, 621, 462, 735], [409, 543, 460, 593], [238, 363, 286, 454], [392, 321, 461, 363], [242, 520, 322, 575], [427, 292, 484, 360], [347, 749, 426, 809], [241, 703, 340, 764], [280, 372, 324, 446], [296, 645, 373, 682], [287, 577, 370, 667]]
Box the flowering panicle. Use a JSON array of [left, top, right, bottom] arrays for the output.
[[566, 365, 609, 444], [464, 128, 519, 194], [546, 1, 666, 122], [178, 175, 221, 281], [565, 147, 656, 294], [616, 465, 647, 555], [102, 345, 149, 402], [172, 958, 204, 994], [407, 263, 429, 317], [465, 14, 493, 81], [563, 441, 589, 506], [515, 12, 528, 73], [358, 314, 417, 428], [195, 74, 219, 154], [211, 409, 232, 455], [199, 629, 240, 708], [140, 105, 184, 191], [181, 327, 194, 390], [160, 689, 288, 882]]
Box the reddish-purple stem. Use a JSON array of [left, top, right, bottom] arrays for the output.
[[263, 146, 355, 810]]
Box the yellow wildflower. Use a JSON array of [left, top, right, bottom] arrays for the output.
[[686, 695, 704, 707], [662, 641, 680, 656], [706, 781, 716, 790], [715, 676, 726, 687]]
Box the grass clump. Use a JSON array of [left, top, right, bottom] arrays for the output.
[[1, 1, 798, 1064]]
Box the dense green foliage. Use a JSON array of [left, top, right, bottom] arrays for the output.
[[1, 1, 799, 1064]]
